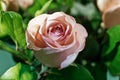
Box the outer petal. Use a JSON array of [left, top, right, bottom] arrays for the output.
[[97, 0, 120, 13], [26, 31, 40, 50], [103, 5, 120, 28], [34, 38, 80, 68], [26, 14, 48, 50], [47, 12, 65, 21], [60, 53, 78, 69], [75, 24, 88, 52], [60, 24, 88, 69]]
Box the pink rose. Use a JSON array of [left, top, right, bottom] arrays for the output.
[[3, 0, 34, 11], [3, 0, 19, 11], [97, 0, 120, 28], [26, 12, 88, 69], [18, 0, 34, 10]]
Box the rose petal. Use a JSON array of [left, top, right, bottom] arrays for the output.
[[97, 0, 120, 13], [65, 15, 76, 29], [75, 24, 88, 52], [103, 5, 120, 28], [27, 14, 48, 39], [34, 32, 47, 48], [47, 12, 65, 21], [34, 36, 80, 68], [26, 31, 40, 50], [42, 36, 61, 48], [60, 53, 78, 69], [18, 0, 34, 9]]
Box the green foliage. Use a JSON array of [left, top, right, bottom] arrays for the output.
[[77, 35, 100, 61], [102, 25, 120, 75], [0, 11, 26, 48], [28, 0, 48, 15], [46, 64, 94, 80], [35, 0, 53, 16], [0, 12, 7, 37], [102, 25, 120, 56], [0, 63, 37, 80], [107, 45, 120, 75]]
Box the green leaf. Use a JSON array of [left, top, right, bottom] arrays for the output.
[[0, 12, 7, 37], [0, 11, 26, 48], [85, 62, 107, 80], [0, 11, 14, 38], [28, 0, 48, 15], [102, 25, 120, 56], [76, 35, 100, 61], [107, 45, 120, 75], [46, 64, 94, 80], [0, 63, 37, 80]]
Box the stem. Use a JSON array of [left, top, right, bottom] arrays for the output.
[[35, 0, 53, 16], [0, 40, 32, 64], [0, 40, 18, 54]]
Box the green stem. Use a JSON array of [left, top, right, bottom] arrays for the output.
[[0, 40, 32, 64], [35, 0, 53, 16], [0, 40, 18, 54]]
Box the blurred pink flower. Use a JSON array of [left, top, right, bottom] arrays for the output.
[[26, 12, 88, 69], [97, 0, 120, 28], [3, 0, 19, 11], [18, 0, 34, 10], [2, 0, 34, 11]]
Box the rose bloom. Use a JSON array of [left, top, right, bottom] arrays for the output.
[[18, 0, 34, 10], [3, 0, 19, 11], [97, 0, 120, 28], [2, 0, 34, 11], [26, 12, 88, 69]]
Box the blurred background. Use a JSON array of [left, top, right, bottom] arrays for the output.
[[0, 50, 15, 75]]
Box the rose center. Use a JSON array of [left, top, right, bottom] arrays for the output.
[[52, 25, 63, 34], [49, 24, 64, 36], [47, 24, 65, 40]]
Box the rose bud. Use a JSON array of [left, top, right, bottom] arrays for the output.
[[26, 12, 88, 69], [3, 0, 19, 11], [97, 0, 120, 28], [18, 0, 34, 10]]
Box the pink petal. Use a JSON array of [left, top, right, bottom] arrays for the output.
[[60, 53, 78, 69], [47, 12, 65, 21], [75, 24, 88, 52], [103, 5, 120, 28], [26, 31, 40, 50]]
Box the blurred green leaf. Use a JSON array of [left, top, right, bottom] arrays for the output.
[[85, 62, 107, 80], [0, 11, 26, 48], [28, 0, 48, 15], [71, 2, 99, 20], [56, 0, 73, 11], [46, 64, 94, 80], [0, 12, 7, 37], [106, 45, 120, 75], [76, 35, 100, 61], [102, 25, 120, 56], [0, 63, 37, 80]]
